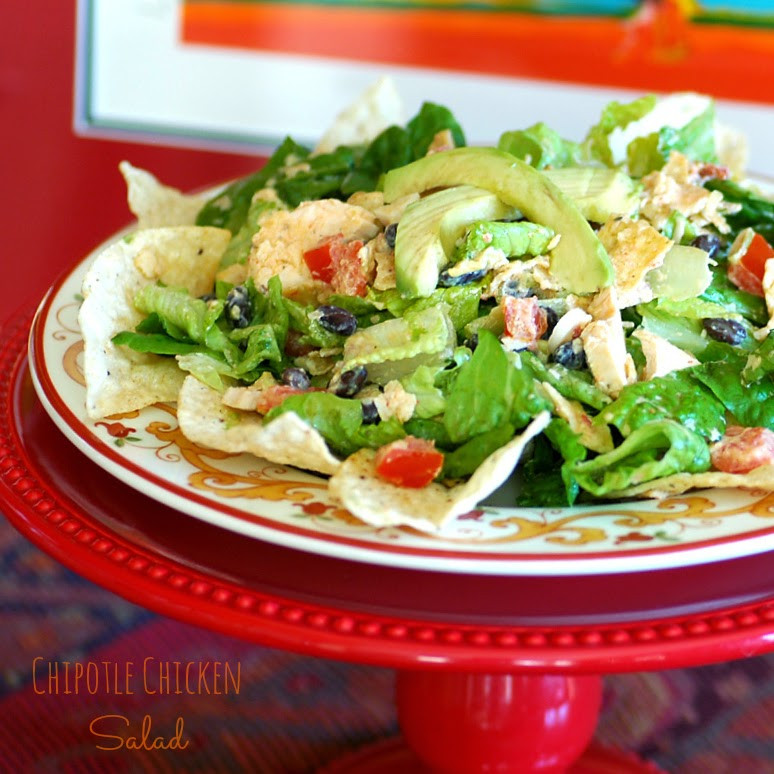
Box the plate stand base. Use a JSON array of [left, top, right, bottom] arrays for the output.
[[322, 671, 665, 774], [320, 737, 664, 774]]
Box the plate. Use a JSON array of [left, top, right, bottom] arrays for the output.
[[28, 234, 774, 576]]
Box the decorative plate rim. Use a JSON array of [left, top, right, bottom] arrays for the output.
[[25, 229, 774, 576]]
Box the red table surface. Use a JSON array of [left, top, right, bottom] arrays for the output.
[[1, 3, 264, 318]]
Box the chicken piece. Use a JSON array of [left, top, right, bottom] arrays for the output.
[[632, 329, 699, 380], [373, 380, 417, 423], [581, 287, 637, 397], [248, 199, 380, 301]]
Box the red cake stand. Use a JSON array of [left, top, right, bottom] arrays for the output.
[[3, 312, 774, 773]]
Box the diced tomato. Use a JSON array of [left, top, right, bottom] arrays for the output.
[[728, 260, 765, 297], [501, 295, 547, 345], [697, 163, 730, 182], [710, 426, 774, 474], [727, 232, 774, 297], [254, 385, 315, 415], [303, 240, 336, 284], [374, 436, 444, 489], [303, 235, 368, 296], [739, 232, 774, 282], [329, 236, 367, 297]]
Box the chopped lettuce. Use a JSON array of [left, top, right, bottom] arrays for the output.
[[497, 122, 581, 170], [585, 93, 716, 176], [441, 423, 516, 479], [443, 329, 550, 443], [693, 360, 774, 430], [265, 391, 405, 457], [571, 419, 711, 497], [517, 418, 587, 507], [597, 369, 726, 441]]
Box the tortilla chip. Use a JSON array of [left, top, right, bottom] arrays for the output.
[[78, 227, 230, 419], [120, 161, 210, 228], [605, 464, 774, 500], [314, 76, 405, 155], [328, 412, 551, 533], [176, 376, 341, 476]]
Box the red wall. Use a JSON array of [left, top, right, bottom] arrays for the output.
[[1, 3, 262, 316]]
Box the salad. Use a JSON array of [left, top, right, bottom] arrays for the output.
[[78, 80, 774, 533]]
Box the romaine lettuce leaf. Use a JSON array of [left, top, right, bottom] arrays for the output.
[[196, 136, 308, 233], [597, 368, 726, 441], [441, 423, 516, 479], [626, 105, 716, 177], [265, 391, 406, 457], [497, 122, 581, 170], [443, 329, 550, 443], [400, 365, 446, 418], [585, 93, 716, 176], [341, 102, 466, 194], [517, 350, 611, 411], [692, 360, 774, 430], [584, 95, 657, 168], [516, 418, 587, 507], [571, 419, 710, 497]]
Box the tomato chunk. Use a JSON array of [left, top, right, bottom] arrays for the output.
[[740, 232, 774, 283], [254, 385, 315, 415], [374, 436, 444, 488], [727, 231, 774, 297], [501, 295, 547, 346], [303, 240, 335, 284], [329, 236, 367, 297], [710, 426, 774, 474]]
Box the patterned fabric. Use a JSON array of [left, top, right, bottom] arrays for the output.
[[1, 515, 773, 773]]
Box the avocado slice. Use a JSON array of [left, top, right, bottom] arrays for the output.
[[393, 184, 516, 297], [383, 147, 614, 295], [544, 167, 641, 223]]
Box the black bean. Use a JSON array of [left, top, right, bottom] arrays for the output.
[[384, 223, 398, 249], [361, 400, 381, 425], [550, 340, 587, 370], [438, 268, 487, 287], [225, 285, 252, 328], [501, 279, 536, 298], [702, 317, 747, 345], [333, 366, 368, 397], [541, 306, 559, 339], [691, 233, 724, 259], [281, 367, 311, 390], [316, 305, 358, 336], [465, 332, 479, 352]]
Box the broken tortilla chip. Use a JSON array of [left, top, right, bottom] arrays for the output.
[[120, 161, 210, 228], [327, 412, 551, 533], [78, 226, 230, 419], [604, 464, 774, 500], [176, 376, 341, 476], [314, 76, 405, 155]]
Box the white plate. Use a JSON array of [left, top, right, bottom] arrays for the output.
[[28, 232, 774, 576]]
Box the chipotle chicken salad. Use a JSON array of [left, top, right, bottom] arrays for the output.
[[78, 80, 774, 533]]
